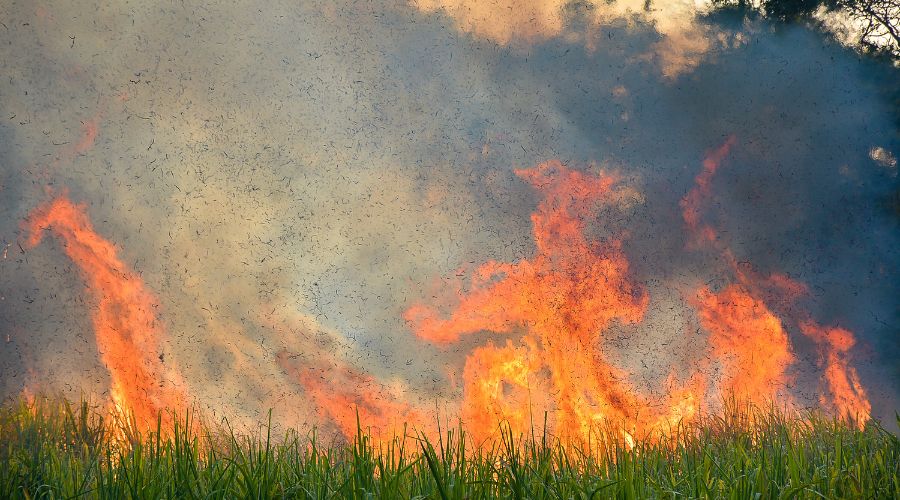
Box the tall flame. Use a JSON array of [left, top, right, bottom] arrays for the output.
[[460, 339, 547, 444], [22, 141, 871, 438], [405, 161, 705, 443], [402, 138, 871, 442], [680, 135, 737, 247], [681, 138, 870, 423], [681, 136, 795, 406], [800, 322, 871, 426], [693, 285, 795, 406], [23, 195, 186, 429]]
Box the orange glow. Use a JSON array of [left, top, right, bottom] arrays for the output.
[[682, 138, 796, 409], [460, 339, 546, 444], [694, 285, 794, 405], [402, 139, 871, 443], [682, 137, 870, 422], [405, 162, 647, 346], [73, 117, 100, 155], [409, 1, 715, 77], [405, 161, 709, 443], [20, 135, 873, 440], [23, 195, 186, 430], [800, 322, 871, 426], [276, 350, 425, 442], [680, 135, 736, 247]]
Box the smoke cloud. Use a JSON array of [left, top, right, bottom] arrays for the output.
[[1, 0, 896, 435]]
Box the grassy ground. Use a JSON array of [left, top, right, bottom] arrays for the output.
[[0, 397, 897, 499]]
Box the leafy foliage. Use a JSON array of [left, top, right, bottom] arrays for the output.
[[710, 0, 899, 59]]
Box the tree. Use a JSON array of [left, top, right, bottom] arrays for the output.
[[709, 0, 899, 60], [833, 0, 900, 56]]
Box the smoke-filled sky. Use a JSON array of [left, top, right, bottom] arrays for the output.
[[1, 0, 897, 437]]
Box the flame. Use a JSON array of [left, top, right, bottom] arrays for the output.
[[460, 339, 546, 444], [680, 135, 736, 247], [681, 139, 795, 409], [405, 162, 648, 346], [800, 322, 871, 426], [403, 138, 872, 443], [682, 137, 870, 423], [276, 350, 425, 442], [405, 161, 707, 443], [18, 137, 872, 440], [267, 308, 429, 442], [23, 195, 186, 429], [694, 285, 794, 406]]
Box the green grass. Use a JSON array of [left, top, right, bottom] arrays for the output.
[[1, 397, 897, 499]]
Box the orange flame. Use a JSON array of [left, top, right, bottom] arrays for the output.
[[800, 322, 871, 426], [23, 195, 186, 429], [276, 350, 425, 442], [682, 138, 870, 423], [401, 138, 871, 442], [460, 339, 547, 444], [680, 135, 736, 247], [21, 136, 873, 438], [694, 285, 795, 406], [405, 161, 709, 443]]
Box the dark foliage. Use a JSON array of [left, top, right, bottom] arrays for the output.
[[710, 0, 899, 59]]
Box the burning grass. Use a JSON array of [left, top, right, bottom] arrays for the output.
[[19, 141, 878, 450], [1, 396, 897, 499], [12, 141, 891, 499]]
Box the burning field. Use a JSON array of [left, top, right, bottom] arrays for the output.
[[1, 0, 899, 496]]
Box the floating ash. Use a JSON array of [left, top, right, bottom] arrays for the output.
[[0, 0, 896, 438], [22, 195, 188, 429], [404, 140, 873, 442]]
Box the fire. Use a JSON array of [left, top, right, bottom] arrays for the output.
[[680, 135, 736, 247], [19, 139, 871, 441], [276, 350, 425, 442], [405, 163, 648, 347], [23, 195, 187, 429], [405, 160, 701, 443], [800, 322, 871, 426], [405, 138, 871, 443], [694, 285, 794, 406], [460, 339, 546, 444], [684, 134, 802, 411], [681, 138, 870, 424]]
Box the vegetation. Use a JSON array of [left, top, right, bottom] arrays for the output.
[[0, 397, 897, 499], [708, 0, 900, 60]]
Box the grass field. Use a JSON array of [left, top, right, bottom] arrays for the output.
[[0, 397, 897, 499]]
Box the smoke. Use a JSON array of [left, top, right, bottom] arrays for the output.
[[410, 0, 721, 77], [1, 0, 897, 434]]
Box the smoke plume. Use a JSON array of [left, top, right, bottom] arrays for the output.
[[1, 0, 897, 437]]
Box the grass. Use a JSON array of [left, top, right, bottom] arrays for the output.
[[0, 397, 897, 499]]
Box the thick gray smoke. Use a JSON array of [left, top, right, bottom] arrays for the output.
[[1, 0, 897, 432]]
